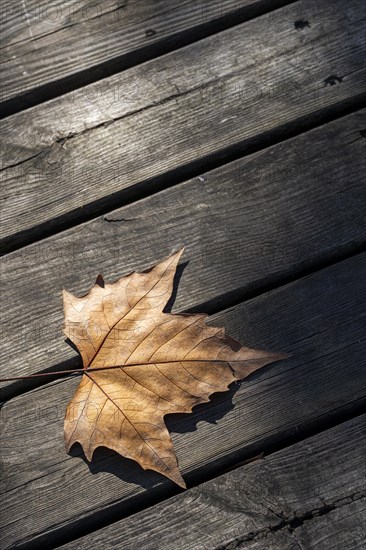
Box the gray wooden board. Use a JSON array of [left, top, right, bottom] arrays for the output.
[[212, 499, 366, 549], [0, 0, 275, 105], [249, 500, 366, 550], [287, 500, 366, 550], [1, 111, 365, 396], [1, 0, 316, 170], [59, 415, 366, 550], [1, 254, 365, 548], [1, 0, 366, 247], [227, 500, 366, 550]]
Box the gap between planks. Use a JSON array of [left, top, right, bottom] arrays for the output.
[[1, 110, 365, 398], [1, 0, 366, 253], [0, 252, 365, 548], [56, 414, 366, 550], [1, 247, 365, 403], [55, 415, 366, 550], [1, 99, 366, 256], [0, 0, 298, 118]]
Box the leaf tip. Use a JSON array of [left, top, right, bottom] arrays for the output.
[[62, 288, 75, 306], [84, 448, 94, 462], [170, 471, 187, 489], [170, 247, 185, 263], [275, 351, 292, 361], [177, 477, 187, 490]]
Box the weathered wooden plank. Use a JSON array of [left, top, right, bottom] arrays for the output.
[[1, 254, 365, 548], [0, 0, 293, 109], [1, 111, 365, 396], [59, 415, 366, 550], [226, 499, 366, 549], [1, 0, 309, 170], [1, 0, 366, 249], [286, 501, 366, 550], [234, 500, 366, 550]]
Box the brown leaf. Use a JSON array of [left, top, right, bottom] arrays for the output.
[[63, 249, 287, 488]]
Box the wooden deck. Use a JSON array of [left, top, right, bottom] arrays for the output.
[[0, 1, 365, 548]]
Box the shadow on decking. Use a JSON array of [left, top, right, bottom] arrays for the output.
[[68, 382, 239, 488]]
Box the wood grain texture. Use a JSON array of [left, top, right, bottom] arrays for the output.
[[237, 501, 366, 550], [285, 500, 366, 550], [1, 0, 366, 248], [59, 416, 366, 550], [1, 0, 309, 170], [0, 0, 291, 107], [1, 254, 365, 548], [1, 111, 365, 396], [227, 499, 366, 550]]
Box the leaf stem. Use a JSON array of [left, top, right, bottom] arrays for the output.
[[0, 355, 288, 383], [0, 368, 85, 382]]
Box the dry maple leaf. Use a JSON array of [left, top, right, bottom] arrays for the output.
[[63, 249, 287, 488]]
